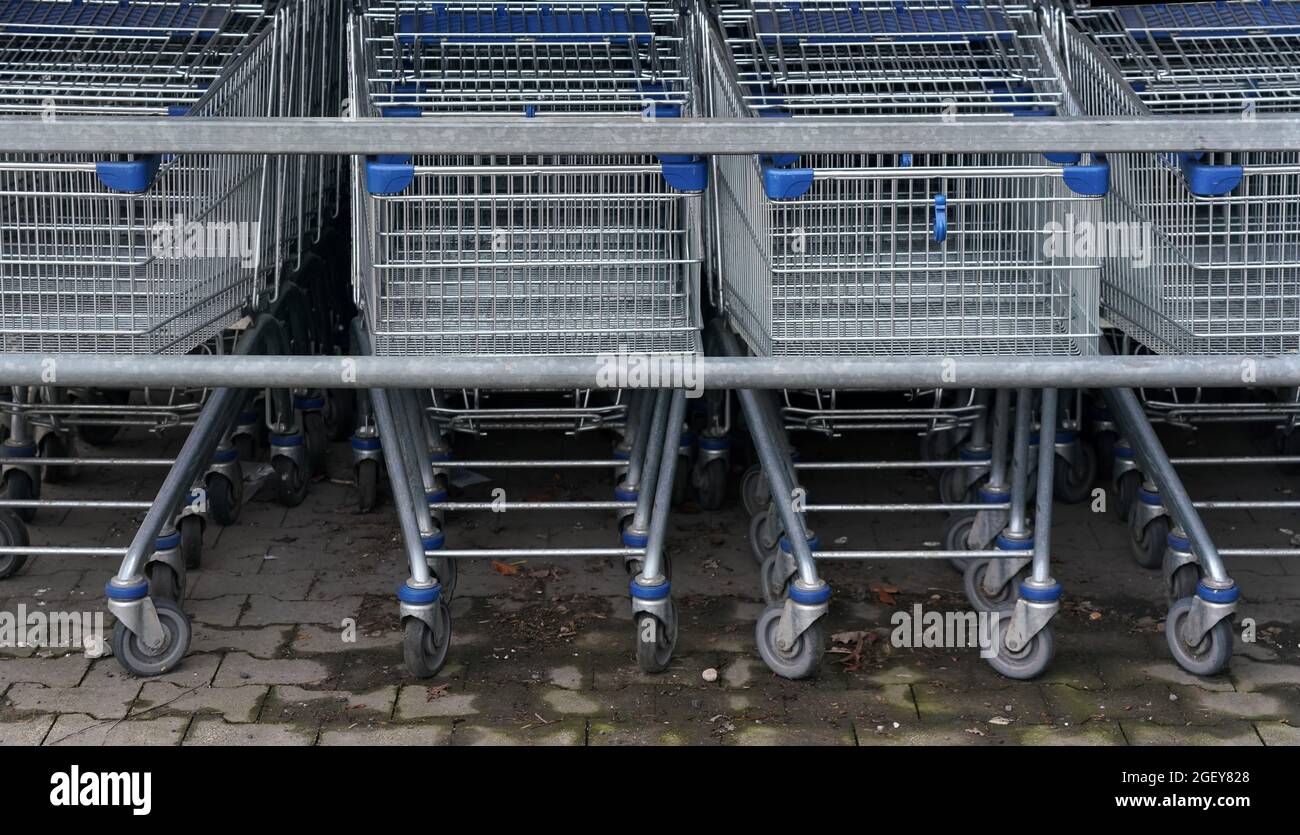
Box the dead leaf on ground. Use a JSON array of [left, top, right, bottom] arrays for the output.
[[426, 684, 450, 701], [491, 560, 520, 576], [869, 583, 900, 605]]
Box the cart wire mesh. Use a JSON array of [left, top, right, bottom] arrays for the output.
[[351, 0, 704, 357], [708, 0, 1102, 357]]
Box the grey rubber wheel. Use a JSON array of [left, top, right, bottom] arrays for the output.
[[755, 603, 824, 680], [1167, 563, 1202, 607], [1053, 443, 1098, 504], [402, 601, 452, 678], [748, 509, 780, 566], [0, 510, 30, 579], [939, 466, 975, 504], [303, 411, 329, 476], [1114, 470, 1141, 523], [1165, 597, 1232, 677], [431, 555, 458, 600], [694, 458, 727, 511], [38, 432, 75, 484], [634, 600, 678, 674], [1131, 515, 1169, 570], [740, 464, 768, 518], [2, 469, 37, 522], [206, 471, 241, 527], [179, 515, 203, 571], [963, 558, 1021, 613], [113, 598, 191, 677], [943, 513, 977, 573], [987, 618, 1055, 680], [274, 456, 309, 508], [356, 458, 380, 513], [759, 552, 791, 604], [146, 561, 183, 602]]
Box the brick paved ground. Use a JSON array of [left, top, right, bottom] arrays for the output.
[[2, 419, 1298, 745]]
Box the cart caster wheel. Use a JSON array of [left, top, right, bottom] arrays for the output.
[[206, 472, 240, 527], [2, 469, 37, 522], [755, 603, 824, 680], [1093, 430, 1116, 482], [963, 558, 1021, 613], [1054, 444, 1097, 504], [634, 600, 678, 674], [987, 619, 1054, 680], [38, 432, 74, 484], [73, 391, 124, 447], [402, 602, 451, 678], [939, 466, 976, 504], [0, 510, 30, 579], [740, 464, 768, 518], [759, 552, 791, 604], [625, 551, 672, 583], [748, 510, 780, 566], [355, 459, 380, 512], [671, 454, 693, 506], [431, 557, 458, 601], [1165, 597, 1232, 676], [694, 458, 727, 511], [179, 515, 203, 571], [113, 598, 191, 677], [303, 411, 329, 476], [942, 513, 977, 573], [233, 432, 258, 463], [1131, 514, 1169, 570], [323, 388, 356, 443], [146, 561, 184, 602], [273, 456, 309, 508], [1114, 470, 1140, 523], [1168, 563, 1202, 607]]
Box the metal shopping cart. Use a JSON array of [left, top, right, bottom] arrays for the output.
[[0, 0, 325, 675], [706, 0, 1107, 679], [1050, 0, 1300, 675], [347, 0, 706, 676]]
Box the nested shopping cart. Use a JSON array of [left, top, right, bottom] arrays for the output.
[[0, 0, 328, 676], [1052, 0, 1300, 675], [706, 0, 1108, 679], [347, 0, 706, 676]]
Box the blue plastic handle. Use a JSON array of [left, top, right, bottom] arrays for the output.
[[933, 194, 948, 243]]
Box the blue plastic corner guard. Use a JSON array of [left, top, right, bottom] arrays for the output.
[[1062, 159, 1110, 196], [365, 106, 419, 195], [1044, 152, 1081, 165], [1179, 154, 1243, 197], [762, 163, 814, 200], [660, 159, 708, 193], [94, 156, 162, 193]]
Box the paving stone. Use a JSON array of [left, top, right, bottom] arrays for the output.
[[0, 714, 54, 745], [188, 596, 248, 628], [729, 721, 855, 745], [212, 653, 329, 687], [85, 654, 220, 688], [291, 623, 399, 653], [183, 717, 317, 746], [1040, 683, 1188, 727], [190, 625, 290, 658], [240, 595, 363, 627], [541, 687, 601, 716], [45, 713, 187, 746], [189, 569, 316, 600], [1254, 722, 1300, 746], [1139, 661, 1237, 692], [1121, 721, 1263, 746], [1178, 687, 1299, 723], [548, 665, 586, 691], [1229, 658, 1300, 692], [451, 721, 584, 746], [1016, 721, 1127, 745], [912, 682, 1053, 725], [395, 685, 479, 719], [265, 684, 397, 722], [0, 654, 90, 687], [588, 721, 715, 746], [5, 680, 139, 720], [319, 724, 452, 746], [136, 682, 268, 723]]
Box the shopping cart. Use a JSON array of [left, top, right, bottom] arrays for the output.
[[0, 0, 326, 676], [347, 0, 706, 676], [707, 0, 1108, 679], [1050, 0, 1300, 675]]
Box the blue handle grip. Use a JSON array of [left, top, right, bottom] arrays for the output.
[[933, 194, 948, 243]]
